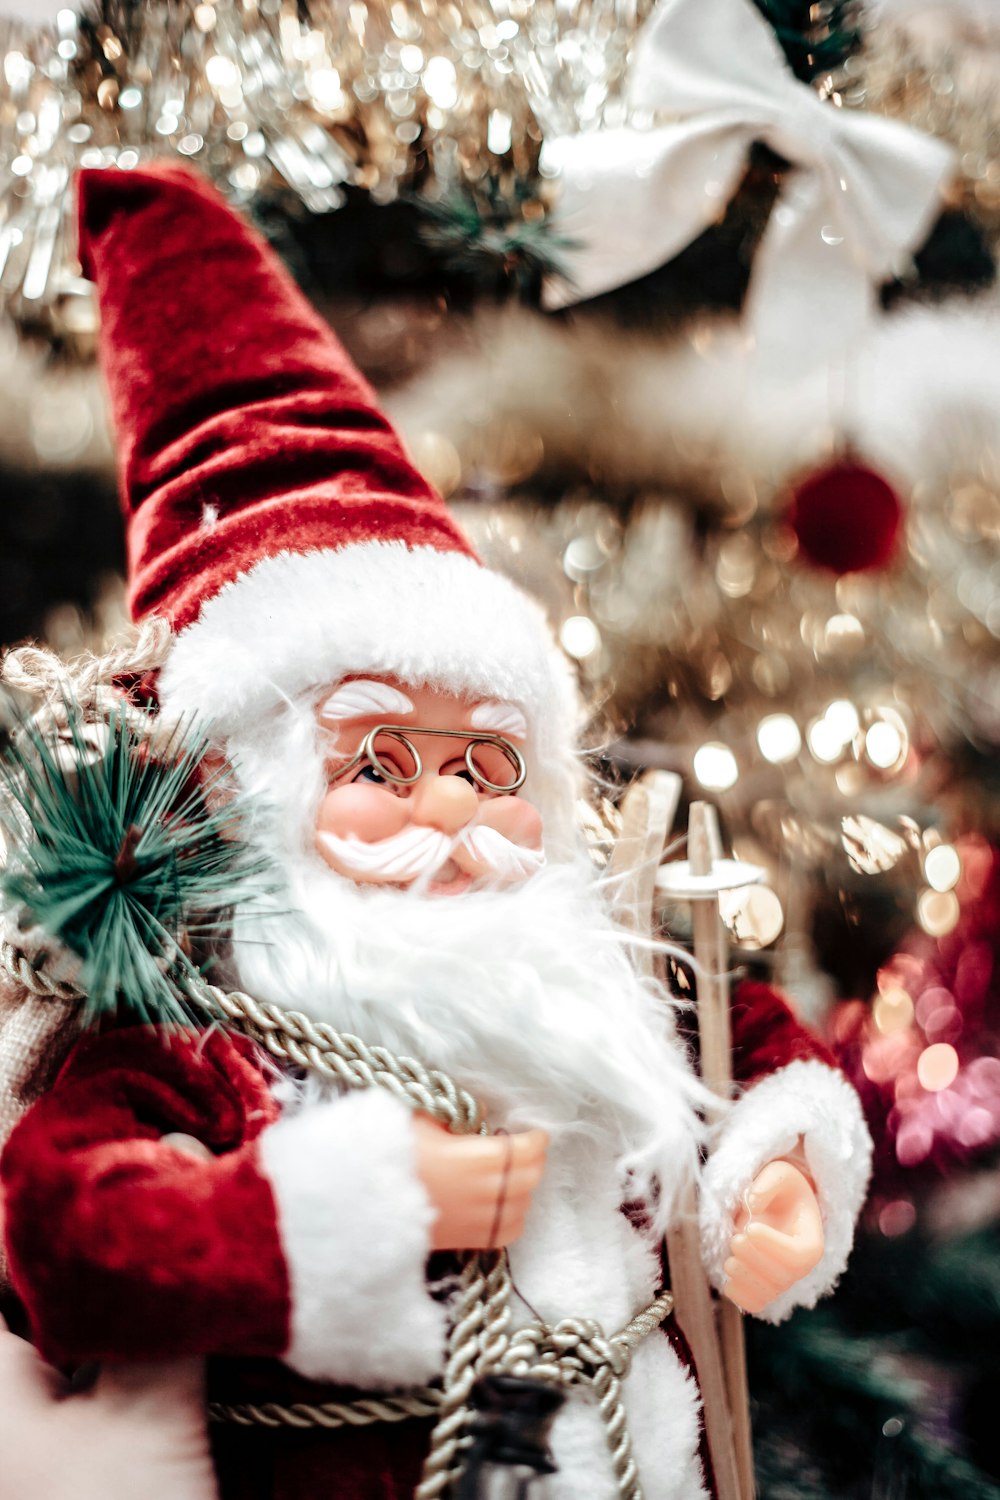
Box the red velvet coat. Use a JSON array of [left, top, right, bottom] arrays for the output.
[[0, 982, 857, 1500]]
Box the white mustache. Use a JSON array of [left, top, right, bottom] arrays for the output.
[[317, 823, 545, 883], [460, 825, 546, 880]]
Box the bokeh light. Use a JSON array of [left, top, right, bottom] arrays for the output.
[[865, 719, 906, 771], [916, 1043, 959, 1092], [560, 615, 601, 660], [693, 742, 739, 791], [923, 844, 961, 893], [878, 1199, 916, 1237], [873, 988, 914, 1034], [756, 713, 802, 764], [807, 715, 844, 763], [718, 884, 784, 947], [916, 888, 961, 936]]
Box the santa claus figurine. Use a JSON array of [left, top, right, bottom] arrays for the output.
[[0, 165, 871, 1500]]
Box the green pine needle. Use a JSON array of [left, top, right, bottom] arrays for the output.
[[752, 0, 863, 84], [0, 701, 268, 1028], [414, 179, 575, 298]]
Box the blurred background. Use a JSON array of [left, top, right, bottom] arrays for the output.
[[2, 0, 1000, 1493]]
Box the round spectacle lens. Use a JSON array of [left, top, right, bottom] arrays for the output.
[[465, 738, 526, 793], [367, 729, 422, 785]]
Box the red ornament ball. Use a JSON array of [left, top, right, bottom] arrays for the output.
[[786, 459, 903, 574]]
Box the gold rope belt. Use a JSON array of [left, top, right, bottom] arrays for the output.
[[1, 945, 674, 1500]]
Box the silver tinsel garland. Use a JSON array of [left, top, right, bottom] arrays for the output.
[[0, 0, 627, 341], [4, 0, 996, 344]]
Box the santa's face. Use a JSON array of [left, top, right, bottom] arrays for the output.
[[313, 679, 544, 896], [223, 675, 701, 1212]]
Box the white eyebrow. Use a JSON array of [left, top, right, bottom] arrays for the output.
[[319, 680, 414, 722], [468, 700, 528, 739]]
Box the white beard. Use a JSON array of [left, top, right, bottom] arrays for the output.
[[221, 709, 713, 1499], [229, 849, 706, 1229], [220, 700, 705, 1225]]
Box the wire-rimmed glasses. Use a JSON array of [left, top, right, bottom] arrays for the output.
[[330, 724, 527, 795]]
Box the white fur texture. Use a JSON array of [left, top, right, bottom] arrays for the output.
[[508, 1130, 709, 1500], [699, 1058, 873, 1324], [387, 299, 1000, 518], [258, 1087, 446, 1386], [158, 540, 584, 855]]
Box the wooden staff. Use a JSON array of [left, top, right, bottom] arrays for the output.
[[685, 802, 757, 1500], [610, 777, 761, 1500]]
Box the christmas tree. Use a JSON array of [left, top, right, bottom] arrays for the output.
[[2, 0, 1000, 1493]]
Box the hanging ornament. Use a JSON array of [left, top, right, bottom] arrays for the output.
[[785, 458, 903, 574]]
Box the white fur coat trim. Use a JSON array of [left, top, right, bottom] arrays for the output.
[[508, 1131, 709, 1500], [158, 540, 579, 749], [258, 1088, 447, 1386], [699, 1058, 872, 1324]]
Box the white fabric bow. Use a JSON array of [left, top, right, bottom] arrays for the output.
[[542, 0, 957, 369]]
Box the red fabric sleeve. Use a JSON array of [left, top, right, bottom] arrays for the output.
[[729, 978, 835, 1086], [0, 1026, 290, 1367]]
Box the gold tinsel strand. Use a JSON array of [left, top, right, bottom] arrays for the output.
[[2, 0, 999, 344]]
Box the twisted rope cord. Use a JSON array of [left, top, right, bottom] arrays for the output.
[[0, 940, 673, 1498], [492, 1290, 675, 1500], [206, 1380, 440, 1428], [179, 978, 485, 1136], [0, 940, 81, 1003], [2, 621, 175, 750], [0, 951, 484, 1139], [208, 1389, 444, 1430], [2, 620, 171, 707], [412, 1254, 504, 1500]]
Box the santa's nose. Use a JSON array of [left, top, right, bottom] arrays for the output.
[[410, 775, 478, 834]]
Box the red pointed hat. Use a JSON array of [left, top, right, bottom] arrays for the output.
[[78, 164, 577, 771]]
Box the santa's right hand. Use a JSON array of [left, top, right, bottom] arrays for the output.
[[412, 1115, 548, 1251]]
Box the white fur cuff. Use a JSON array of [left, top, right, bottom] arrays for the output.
[[699, 1058, 872, 1324], [259, 1089, 447, 1386]]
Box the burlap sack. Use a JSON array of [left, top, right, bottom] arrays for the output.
[[0, 976, 81, 1288]]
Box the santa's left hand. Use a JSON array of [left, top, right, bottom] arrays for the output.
[[721, 1159, 824, 1315]]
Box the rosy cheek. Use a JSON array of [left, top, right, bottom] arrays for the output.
[[475, 796, 543, 849], [316, 784, 411, 843]]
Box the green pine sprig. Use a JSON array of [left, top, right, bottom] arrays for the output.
[[752, 0, 863, 85], [0, 701, 268, 1028], [414, 178, 576, 300]]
